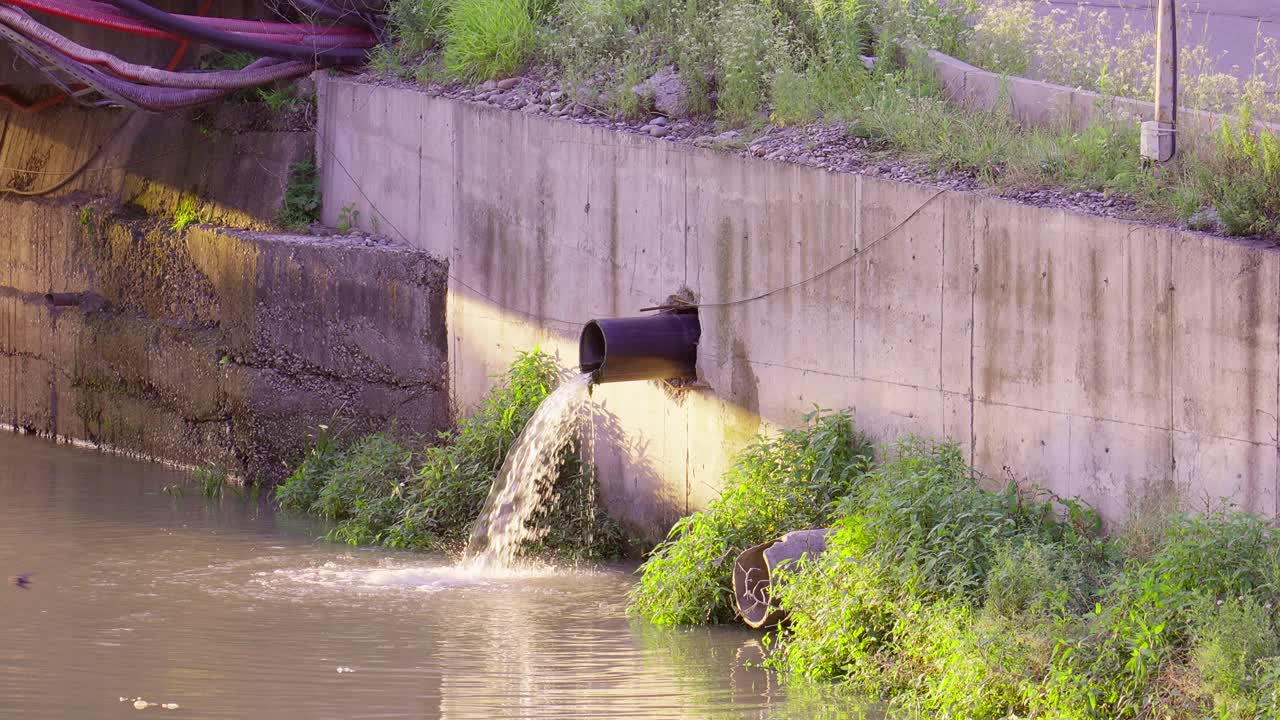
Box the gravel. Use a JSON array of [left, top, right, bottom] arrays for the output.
[[351, 68, 1190, 230]]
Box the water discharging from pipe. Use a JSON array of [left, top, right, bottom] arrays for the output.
[[463, 372, 594, 568]]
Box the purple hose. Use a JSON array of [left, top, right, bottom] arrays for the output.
[[106, 0, 370, 64], [81, 55, 295, 109], [0, 7, 311, 89]]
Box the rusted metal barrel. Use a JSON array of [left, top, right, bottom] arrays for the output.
[[578, 312, 700, 384]]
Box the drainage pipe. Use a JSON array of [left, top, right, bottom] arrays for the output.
[[732, 529, 830, 628], [578, 312, 700, 384], [44, 292, 82, 306]]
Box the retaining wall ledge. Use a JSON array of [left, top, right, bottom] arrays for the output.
[[317, 74, 1280, 538]]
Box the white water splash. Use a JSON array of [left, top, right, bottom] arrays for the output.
[[463, 372, 594, 569]]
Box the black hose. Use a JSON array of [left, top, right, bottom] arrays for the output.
[[105, 0, 370, 65]]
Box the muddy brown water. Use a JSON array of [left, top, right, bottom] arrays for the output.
[[0, 433, 876, 719]]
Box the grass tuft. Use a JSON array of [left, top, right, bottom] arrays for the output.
[[443, 0, 537, 80], [276, 159, 321, 231], [195, 465, 228, 498]]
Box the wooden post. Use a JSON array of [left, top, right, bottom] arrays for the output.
[[1144, 0, 1177, 161]]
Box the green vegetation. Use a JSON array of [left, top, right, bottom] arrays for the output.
[[390, 0, 452, 54], [277, 159, 321, 230], [195, 465, 229, 498], [256, 86, 302, 113], [629, 410, 872, 624], [276, 349, 626, 559], [968, 0, 1280, 123], [336, 203, 360, 233], [443, 0, 537, 80], [169, 196, 207, 232], [200, 50, 255, 71], [364, 0, 1280, 237], [627, 424, 1280, 719], [77, 205, 97, 240]]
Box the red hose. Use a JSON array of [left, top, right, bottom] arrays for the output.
[[3, 0, 177, 38], [164, 0, 212, 71], [0, 86, 66, 112]]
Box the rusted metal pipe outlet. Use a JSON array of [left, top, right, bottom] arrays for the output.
[[578, 311, 700, 384], [44, 292, 83, 306], [44, 292, 106, 313]]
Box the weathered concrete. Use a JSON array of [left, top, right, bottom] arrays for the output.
[[924, 50, 1280, 135], [318, 75, 1280, 538], [0, 103, 312, 228], [0, 196, 450, 480]]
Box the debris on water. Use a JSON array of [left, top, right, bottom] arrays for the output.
[[121, 697, 179, 710], [336, 666, 355, 673], [12, 573, 32, 588]]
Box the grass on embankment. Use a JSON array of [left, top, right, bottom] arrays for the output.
[[275, 349, 627, 560], [629, 414, 1280, 719], [369, 0, 1280, 239]]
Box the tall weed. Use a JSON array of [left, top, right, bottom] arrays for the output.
[[391, 0, 453, 53], [628, 409, 873, 625], [444, 0, 537, 80]]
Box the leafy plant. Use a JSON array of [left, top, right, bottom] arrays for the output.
[[257, 86, 300, 113], [713, 1, 778, 125], [199, 50, 255, 71], [629, 409, 873, 625], [170, 197, 207, 232], [78, 205, 97, 240], [336, 203, 360, 233], [276, 350, 627, 559], [276, 159, 321, 230]]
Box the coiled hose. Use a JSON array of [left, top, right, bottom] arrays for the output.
[[105, 0, 371, 64], [0, 7, 310, 88]]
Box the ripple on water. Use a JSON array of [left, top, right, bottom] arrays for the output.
[[167, 552, 614, 608]]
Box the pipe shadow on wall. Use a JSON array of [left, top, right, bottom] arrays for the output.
[[586, 401, 684, 543]]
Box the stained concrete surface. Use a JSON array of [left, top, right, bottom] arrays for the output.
[[0, 103, 312, 229], [318, 75, 1280, 537], [0, 197, 450, 481]]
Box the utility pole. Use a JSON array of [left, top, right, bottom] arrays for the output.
[[1142, 0, 1177, 162]]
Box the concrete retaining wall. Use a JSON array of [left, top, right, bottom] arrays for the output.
[[317, 75, 1280, 539], [0, 197, 450, 480], [0, 102, 313, 229], [925, 50, 1280, 135]]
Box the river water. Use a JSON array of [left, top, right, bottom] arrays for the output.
[[0, 433, 874, 720]]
